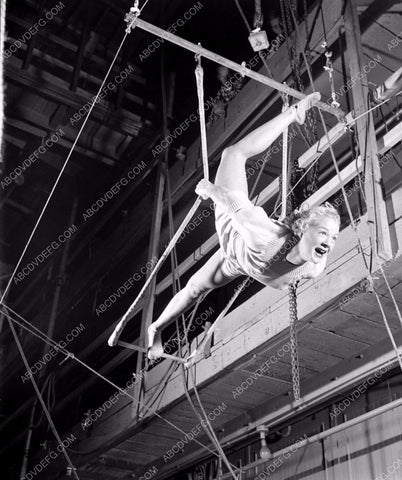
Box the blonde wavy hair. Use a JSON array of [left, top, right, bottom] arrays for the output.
[[282, 202, 340, 237]]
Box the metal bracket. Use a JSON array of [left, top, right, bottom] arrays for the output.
[[125, 1, 140, 34]]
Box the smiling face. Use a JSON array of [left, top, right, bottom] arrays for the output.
[[298, 215, 340, 264]]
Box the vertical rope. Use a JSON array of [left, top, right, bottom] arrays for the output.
[[109, 54, 212, 346], [280, 101, 290, 221], [1, 24, 134, 311], [289, 7, 402, 375], [195, 62, 209, 181]]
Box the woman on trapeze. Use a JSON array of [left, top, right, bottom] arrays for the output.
[[148, 92, 340, 360]]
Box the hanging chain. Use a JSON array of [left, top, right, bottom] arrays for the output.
[[289, 280, 300, 401], [282, 0, 320, 195], [280, 0, 320, 201], [280, 0, 316, 148]]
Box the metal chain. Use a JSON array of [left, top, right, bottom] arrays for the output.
[[289, 280, 300, 401], [280, 0, 317, 148]]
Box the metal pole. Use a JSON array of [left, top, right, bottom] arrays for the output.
[[216, 395, 402, 480], [130, 17, 343, 120]]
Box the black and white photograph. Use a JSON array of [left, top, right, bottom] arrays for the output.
[[1, 0, 402, 479]]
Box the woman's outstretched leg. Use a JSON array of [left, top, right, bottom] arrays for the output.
[[147, 250, 234, 359], [215, 92, 321, 195]]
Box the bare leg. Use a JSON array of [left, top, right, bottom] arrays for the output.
[[375, 66, 402, 102], [148, 250, 234, 359], [215, 92, 321, 195], [148, 93, 321, 359]]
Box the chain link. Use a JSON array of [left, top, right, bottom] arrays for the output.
[[280, 0, 318, 148], [280, 0, 320, 202], [289, 281, 300, 401]]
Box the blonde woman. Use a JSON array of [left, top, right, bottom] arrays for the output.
[[148, 93, 340, 359]]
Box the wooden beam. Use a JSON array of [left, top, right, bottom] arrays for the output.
[[52, 215, 402, 466], [299, 116, 402, 170], [5, 0, 396, 437], [156, 119, 402, 296], [5, 61, 143, 137], [4, 117, 117, 166], [344, 0, 392, 260], [70, 0, 91, 92], [22, 0, 46, 70], [132, 161, 166, 418]]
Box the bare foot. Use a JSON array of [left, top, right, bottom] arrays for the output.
[[293, 92, 321, 125], [147, 325, 163, 360]]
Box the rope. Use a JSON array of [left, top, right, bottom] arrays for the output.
[[186, 277, 250, 366], [186, 366, 240, 479], [280, 98, 290, 221], [272, 145, 322, 217], [344, 96, 396, 127], [109, 52, 212, 347], [5, 313, 80, 480], [0, 20, 137, 312], [195, 61, 209, 181], [1, 304, 227, 461], [164, 217, 239, 480], [108, 197, 202, 345], [288, 8, 402, 376], [233, 0, 251, 32]]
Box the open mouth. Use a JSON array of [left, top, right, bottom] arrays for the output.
[[314, 246, 328, 257]]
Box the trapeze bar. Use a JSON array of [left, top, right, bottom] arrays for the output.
[[131, 17, 343, 120], [117, 340, 186, 364]]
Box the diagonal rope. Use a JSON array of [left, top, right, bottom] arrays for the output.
[[287, 7, 402, 374], [0, 4, 147, 310], [344, 96, 397, 127], [186, 364, 240, 479], [1, 304, 226, 461], [4, 312, 80, 480], [108, 196, 202, 345], [109, 47, 213, 347]]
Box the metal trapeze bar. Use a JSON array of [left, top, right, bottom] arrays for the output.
[[117, 340, 186, 364], [130, 17, 343, 120]]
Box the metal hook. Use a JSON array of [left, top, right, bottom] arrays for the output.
[[125, 0, 140, 34], [194, 42, 202, 67], [281, 83, 289, 110]]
